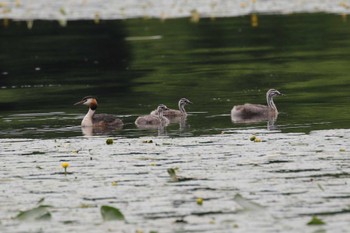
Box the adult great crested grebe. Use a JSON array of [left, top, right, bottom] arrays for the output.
[[74, 96, 123, 128]]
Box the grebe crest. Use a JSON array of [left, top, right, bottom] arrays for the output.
[[74, 96, 97, 110]]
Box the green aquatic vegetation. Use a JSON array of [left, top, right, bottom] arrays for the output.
[[196, 197, 203, 205], [249, 135, 262, 142], [79, 203, 96, 208], [59, 7, 66, 15], [37, 197, 45, 204], [100, 205, 125, 221], [106, 138, 113, 145], [167, 168, 193, 182], [234, 194, 264, 212], [136, 230, 158, 233], [254, 138, 262, 142], [15, 205, 52, 221], [111, 181, 118, 186], [317, 183, 325, 191], [307, 216, 325, 225], [31, 151, 46, 155], [62, 220, 77, 224], [142, 139, 153, 143], [167, 168, 179, 182]]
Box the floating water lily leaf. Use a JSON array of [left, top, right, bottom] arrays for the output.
[[31, 151, 46, 155], [37, 197, 45, 204], [16, 205, 52, 221], [307, 216, 325, 225], [142, 139, 153, 143], [317, 183, 325, 191], [100, 205, 125, 221], [167, 168, 193, 182], [167, 168, 178, 182], [60, 7, 66, 15], [106, 139, 113, 145], [234, 194, 264, 212]]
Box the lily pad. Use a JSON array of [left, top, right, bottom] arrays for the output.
[[106, 139, 113, 145], [142, 140, 153, 143], [234, 194, 264, 212], [37, 197, 45, 204], [100, 205, 125, 221], [307, 216, 325, 225], [167, 168, 178, 182], [167, 168, 194, 182], [16, 205, 52, 221]]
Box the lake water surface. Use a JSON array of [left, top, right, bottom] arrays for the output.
[[1, 13, 350, 138]]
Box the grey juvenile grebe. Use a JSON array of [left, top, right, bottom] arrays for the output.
[[150, 98, 192, 117], [231, 89, 283, 120], [74, 96, 123, 128], [135, 104, 170, 126]]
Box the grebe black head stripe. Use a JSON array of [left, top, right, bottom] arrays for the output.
[[82, 96, 97, 101]]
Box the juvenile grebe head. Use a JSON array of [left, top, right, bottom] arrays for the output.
[[267, 89, 282, 98], [156, 104, 169, 117], [266, 89, 283, 110], [179, 98, 192, 105], [74, 96, 98, 110], [178, 98, 192, 114], [157, 104, 169, 114]]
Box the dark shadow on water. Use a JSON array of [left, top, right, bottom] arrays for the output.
[[0, 20, 149, 110]]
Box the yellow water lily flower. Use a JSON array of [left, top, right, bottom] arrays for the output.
[[61, 162, 70, 175]]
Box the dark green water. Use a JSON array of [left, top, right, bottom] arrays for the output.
[[1, 13, 350, 138]]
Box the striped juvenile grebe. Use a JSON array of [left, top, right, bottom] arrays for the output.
[[74, 96, 123, 128], [150, 98, 192, 117], [231, 89, 283, 121], [135, 104, 170, 126]]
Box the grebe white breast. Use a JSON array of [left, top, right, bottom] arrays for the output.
[[150, 98, 192, 117], [231, 89, 283, 121], [74, 96, 123, 128], [135, 104, 170, 126]]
